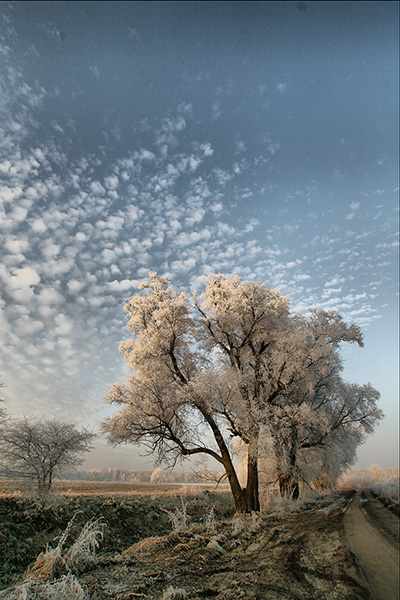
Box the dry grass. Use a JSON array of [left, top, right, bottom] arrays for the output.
[[0, 477, 229, 499], [25, 514, 104, 583], [0, 515, 104, 600], [161, 586, 188, 599], [0, 574, 88, 600], [124, 536, 167, 558]]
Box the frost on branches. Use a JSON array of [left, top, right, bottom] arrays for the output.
[[103, 273, 382, 513], [0, 417, 95, 504]]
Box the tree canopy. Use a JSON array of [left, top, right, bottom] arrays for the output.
[[103, 272, 382, 513]]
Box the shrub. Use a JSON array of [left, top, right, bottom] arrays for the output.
[[162, 499, 191, 531], [0, 574, 88, 600], [162, 586, 188, 600]]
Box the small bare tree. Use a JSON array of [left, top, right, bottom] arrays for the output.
[[0, 376, 7, 424], [0, 416, 95, 503]]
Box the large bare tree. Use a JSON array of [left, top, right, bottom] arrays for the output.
[[103, 273, 382, 513]]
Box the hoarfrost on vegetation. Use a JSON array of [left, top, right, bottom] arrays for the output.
[[0, 574, 88, 600], [103, 272, 382, 513]]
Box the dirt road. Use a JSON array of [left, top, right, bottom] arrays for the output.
[[343, 491, 400, 600]]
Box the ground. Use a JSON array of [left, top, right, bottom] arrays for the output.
[[78, 491, 370, 600], [343, 491, 399, 600], [0, 482, 398, 600]]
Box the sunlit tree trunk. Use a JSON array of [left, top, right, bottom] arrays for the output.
[[245, 447, 260, 512], [274, 425, 300, 499]]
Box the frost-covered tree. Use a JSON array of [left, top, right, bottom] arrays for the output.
[[103, 272, 382, 512], [0, 417, 95, 503], [150, 466, 164, 483], [263, 380, 382, 495], [263, 312, 383, 496]]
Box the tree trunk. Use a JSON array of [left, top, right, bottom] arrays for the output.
[[272, 424, 300, 500], [278, 448, 299, 499], [278, 472, 299, 499], [196, 403, 248, 514], [245, 452, 260, 512], [225, 464, 247, 514]]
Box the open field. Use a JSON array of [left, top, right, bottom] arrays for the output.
[[0, 478, 231, 498], [0, 482, 399, 600]]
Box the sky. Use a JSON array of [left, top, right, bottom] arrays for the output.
[[0, 1, 398, 472]]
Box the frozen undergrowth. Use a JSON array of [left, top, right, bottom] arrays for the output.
[[161, 586, 188, 600], [162, 498, 191, 531], [0, 574, 88, 600], [0, 515, 104, 600]]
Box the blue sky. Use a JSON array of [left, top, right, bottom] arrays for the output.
[[0, 1, 398, 471]]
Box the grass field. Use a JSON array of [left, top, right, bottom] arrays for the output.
[[0, 478, 235, 591], [1, 478, 398, 599], [0, 477, 231, 498]]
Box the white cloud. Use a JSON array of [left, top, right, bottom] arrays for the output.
[[210, 202, 223, 213], [108, 279, 139, 292], [200, 143, 214, 157], [235, 140, 247, 154], [324, 277, 345, 288], [15, 316, 44, 336], [212, 99, 221, 120], [101, 248, 116, 264], [89, 65, 100, 78], [5, 238, 29, 254], [135, 149, 156, 161], [67, 279, 85, 294], [170, 257, 197, 273], [11, 206, 28, 222], [54, 313, 72, 336], [90, 181, 106, 195], [42, 243, 60, 259], [293, 273, 311, 282], [185, 209, 205, 227], [104, 175, 119, 190], [7, 267, 41, 289], [214, 169, 233, 186], [38, 287, 65, 305]]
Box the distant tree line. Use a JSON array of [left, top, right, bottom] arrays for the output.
[[61, 467, 221, 484]]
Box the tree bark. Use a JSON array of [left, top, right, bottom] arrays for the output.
[[277, 452, 299, 499], [195, 402, 248, 514], [245, 451, 260, 512], [222, 455, 247, 514]]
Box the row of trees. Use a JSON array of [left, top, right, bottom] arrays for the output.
[[103, 273, 383, 513], [61, 467, 209, 483]]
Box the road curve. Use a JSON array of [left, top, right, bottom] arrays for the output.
[[343, 491, 399, 600]]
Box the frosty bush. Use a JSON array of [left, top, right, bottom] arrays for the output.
[[162, 586, 188, 600], [163, 499, 191, 531], [338, 465, 399, 498], [203, 506, 217, 534], [261, 490, 305, 513], [0, 574, 88, 600], [26, 513, 104, 581], [65, 518, 104, 573], [0, 512, 105, 600]]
